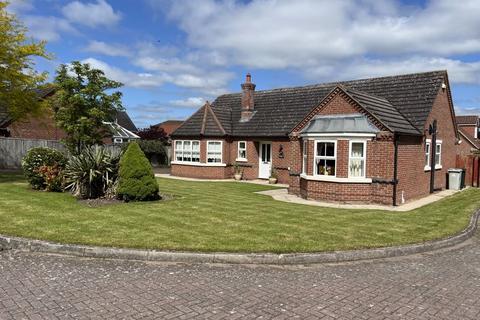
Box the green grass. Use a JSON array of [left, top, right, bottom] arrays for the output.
[[0, 172, 479, 253]]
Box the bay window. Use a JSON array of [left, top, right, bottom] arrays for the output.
[[302, 140, 307, 174], [174, 140, 200, 163], [207, 141, 222, 163], [349, 141, 366, 178], [314, 141, 336, 176]]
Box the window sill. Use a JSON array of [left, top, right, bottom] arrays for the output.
[[171, 161, 226, 167], [300, 174, 372, 184], [424, 165, 442, 171], [235, 158, 248, 162]]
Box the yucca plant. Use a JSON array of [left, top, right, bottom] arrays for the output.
[[64, 146, 122, 199]]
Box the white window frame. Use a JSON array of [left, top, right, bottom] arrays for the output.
[[174, 140, 200, 163], [302, 140, 308, 174], [207, 140, 223, 163], [348, 140, 367, 178], [113, 138, 123, 144], [236, 141, 247, 162], [424, 139, 442, 171], [313, 140, 337, 177]]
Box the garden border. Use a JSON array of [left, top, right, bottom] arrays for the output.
[[0, 209, 478, 265]]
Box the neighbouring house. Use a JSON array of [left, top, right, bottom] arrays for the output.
[[0, 87, 64, 140], [171, 71, 459, 206], [151, 120, 184, 143], [0, 87, 139, 144], [456, 115, 480, 156], [103, 111, 140, 145]]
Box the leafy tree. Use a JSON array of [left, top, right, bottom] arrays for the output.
[[0, 1, 50, 121], [51, 61, 124, 153], [137, 126, 168, 142]]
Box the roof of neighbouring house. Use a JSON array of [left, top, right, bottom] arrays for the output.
[[152, 120, 184, 136], [458, 128, 480, 149], [103, 121, 140, 139], [456, 115, 479, 126], [115, 111, 138, 133], [172, 70, 450, 138], [0, 86, 57, 128]]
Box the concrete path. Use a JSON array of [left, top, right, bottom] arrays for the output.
[[155, 173, 290, 188], [256, 188, 461, 211], [1, 231, 480, 319]]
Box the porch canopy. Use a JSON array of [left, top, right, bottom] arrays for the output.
[[300, 114, 379, 135]]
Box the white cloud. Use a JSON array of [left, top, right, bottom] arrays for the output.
[[81, 58, 167, 88], [165, 0, 480, 77], [62, 0, 121, 28], [308, 57, 480, 84], [22, 15, 76, 41], [170, 97, 206, 108], [85, 41, 131, 57], [7, 0, 34, 14]]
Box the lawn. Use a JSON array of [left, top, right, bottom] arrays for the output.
[[0, 172, 479, 253]]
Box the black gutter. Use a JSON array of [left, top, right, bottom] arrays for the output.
[[393, 134, 399, 206]]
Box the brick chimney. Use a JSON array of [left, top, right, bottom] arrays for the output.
[[240, 73, 256, 122]]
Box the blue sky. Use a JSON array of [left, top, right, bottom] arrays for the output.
[[8, 0, 480, 128]]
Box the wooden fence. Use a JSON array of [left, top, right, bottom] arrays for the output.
[[0, 137, 172, 169], [456, 154, 480, 187], [0, 137, 66, 169]]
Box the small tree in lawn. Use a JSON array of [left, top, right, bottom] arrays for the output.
[[51, 61, 123, 154], [117, 142, 159, 201], [0, 2, 51, 122]]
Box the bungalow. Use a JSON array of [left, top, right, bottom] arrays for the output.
[[171, 71, 459, 205], [0, 86, 139, 144], [456, 115, 480, 156]]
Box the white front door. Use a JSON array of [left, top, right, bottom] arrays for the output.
[[259, 142, 272, 179]]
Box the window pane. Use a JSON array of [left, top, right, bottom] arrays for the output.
[[192, 141, 200, 162], [316, 158, 325, 175], [350, 159, 364, 177], [303, 141, 307, 156], [325, 159, 335, 175], [317, 142, 326, 156], [435, 153, 440, 165], [175, 141, 183, 161], [239, 141, 246, 149], [351, 143, 364, 157], [183, 141, 191, 161], [326, 143, 335, 157]]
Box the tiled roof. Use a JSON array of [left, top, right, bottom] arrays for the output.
[[172, 70, 447, 137], [115, 111, 138, 132], [174, 102, 226, 137], [456, 115, 478, 125], [1, 86, 56, 128], [458, 128, 480, 149]]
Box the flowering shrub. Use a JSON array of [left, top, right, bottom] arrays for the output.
[[22, 147, 67, 190], [36, 165, 63, 192]]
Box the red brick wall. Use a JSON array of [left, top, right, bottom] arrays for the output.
[[171, 138, 290, 183], [287, 91, 396, 204], [8, 111, 66, 140], [395, 86, 458, 203]]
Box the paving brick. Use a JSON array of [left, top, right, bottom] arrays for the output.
[[1, 234, 480, 319]]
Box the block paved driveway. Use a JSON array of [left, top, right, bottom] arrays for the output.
[[1, 235, 480, 319]]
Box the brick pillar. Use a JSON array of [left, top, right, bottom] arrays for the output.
[[288, 133, 301, 195]]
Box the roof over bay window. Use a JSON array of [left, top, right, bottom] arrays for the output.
[[300, 114, 379, 136]]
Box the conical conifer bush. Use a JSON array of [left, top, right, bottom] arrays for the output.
[[117, 142, 159, 201]]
